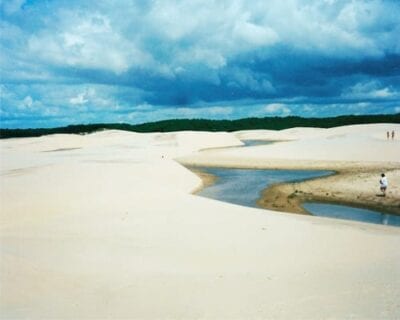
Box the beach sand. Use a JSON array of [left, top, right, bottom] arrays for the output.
[[257, 168, 400, 215], [1, 124, 400, 319], [179, 123, 400, 215]]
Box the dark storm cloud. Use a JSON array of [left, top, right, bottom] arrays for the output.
[[1, 0, 400, 127]]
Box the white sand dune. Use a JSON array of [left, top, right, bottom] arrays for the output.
[[183, 123, 400, 164], [219, 134, 399, 162], [1, 124, 400, 319], [235, 123, 399, 141]]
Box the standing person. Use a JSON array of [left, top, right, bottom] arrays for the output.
[[387, 131, 390, 139], [391, 130, 395, 140], [380, 173, 388, 196]]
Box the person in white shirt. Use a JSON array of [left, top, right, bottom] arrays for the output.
[[380, 173, 388, 196]]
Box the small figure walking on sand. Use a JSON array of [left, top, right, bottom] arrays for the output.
[[391, 130, 395, 140], [380, 173, 388, 196], [387, 131, 390, 140]]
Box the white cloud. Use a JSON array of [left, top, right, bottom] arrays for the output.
[[145, 1, 280, 71], [3, 0, 400, 79], [69, 87, 102, 106], [302, 105, 313, 113], [177, 48, 227, 69], [147, 1, 207, 41], [342, 81, 397, 99], [228, 68, 275, 93], [257, 0, 400, 57], [1, 86, 38, 112], [371, 88, 394, 98], [0, 83, 147, 123], [134, 103, 153, 111], [28, 12, 151, 74], [264, 103, 291, 115], [22, 95, 33, 108], [1, 0, 400, 128], [233, 20, 279, 47], [70, 92, 88, 105]]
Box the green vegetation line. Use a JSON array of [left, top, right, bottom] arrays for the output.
[[1, 113, 399, 139]]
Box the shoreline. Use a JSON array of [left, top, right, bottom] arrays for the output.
[[188, 167, 218, 194], [258, 168, 400, 216], [181, 161, 400, 216], [177, 156, 400, 171]]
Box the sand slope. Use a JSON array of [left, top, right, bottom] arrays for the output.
[[1, 125, 400, 319], [183, 123, 400, 163], [179, 123, 400, 216]]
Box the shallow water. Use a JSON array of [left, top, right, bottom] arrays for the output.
[[241, 140, 275, 147], [196, 167, 399, 227], [202, 139, 274, 152], [197, 167, 332, 208], [303, 202, 400, 226]]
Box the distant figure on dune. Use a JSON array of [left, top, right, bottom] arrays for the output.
[[387, 131, 390, 139], [391, 130, 395, 140], [380, 173, 388, 196]]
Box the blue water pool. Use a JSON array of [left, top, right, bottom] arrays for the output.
[[241, 140, 276, 147], [195, 167, 399, 227], [197, 167, 332, 208], [303, 202, 400, 226]]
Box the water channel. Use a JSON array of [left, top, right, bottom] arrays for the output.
[[195, 140, 399, 227]]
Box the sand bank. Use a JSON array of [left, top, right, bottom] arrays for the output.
[[1, 125, 400, 319], [258, 168, 400, 216], [178, 123, 400, 215]]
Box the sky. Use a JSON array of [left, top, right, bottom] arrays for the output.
[[1, 0, 400, 128]]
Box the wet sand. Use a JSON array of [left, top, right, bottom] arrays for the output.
[[188, 164, 400, 216], [188, 167, 218, 193], [258, 168, 400, 216], [178, 124, 400, 216]]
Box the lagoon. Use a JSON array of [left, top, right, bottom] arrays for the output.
[[303, 202, 400, 226], [196, 167, 399, 227], [196, 167, 332, 208]]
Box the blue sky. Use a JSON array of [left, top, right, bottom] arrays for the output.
[[1, 0, 400, 128]]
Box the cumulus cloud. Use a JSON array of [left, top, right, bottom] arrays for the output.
[[133, 103, 153, 111], [342, 81, 397, 99], [0, 83, 149, 126], [69, 93, 88, 106], [233, 20, 279, 47], [227, 68, 276, 94], [264, 103, 291, 115], [1, 0, 400, 127], [22, 95, 33, 108], [27, 11, 152, 74]]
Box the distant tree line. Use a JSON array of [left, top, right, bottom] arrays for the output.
[[1, 113, 399, 139]]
